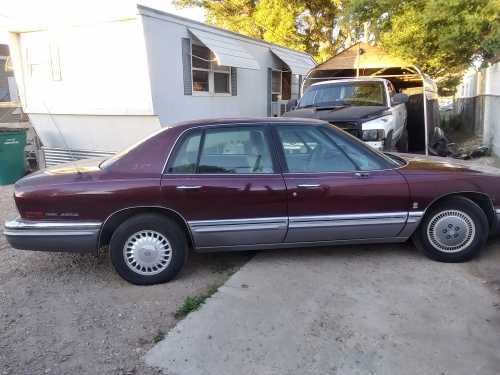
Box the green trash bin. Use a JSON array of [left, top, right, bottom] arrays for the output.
[[0, 128, 27, 185]]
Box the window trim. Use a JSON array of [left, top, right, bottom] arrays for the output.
[[191, 43, 231, 96], [165, 124, 280, 175], [271, 70, 282, 102]]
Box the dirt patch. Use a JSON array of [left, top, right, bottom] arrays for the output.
[[0, 185, 253, 375], [464, 237, 500, 298]]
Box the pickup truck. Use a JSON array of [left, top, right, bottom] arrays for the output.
[[284, 78, 409, 152]]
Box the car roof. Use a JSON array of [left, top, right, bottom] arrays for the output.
[[311, 78, 388, 87], [166, 117, 328, 131]]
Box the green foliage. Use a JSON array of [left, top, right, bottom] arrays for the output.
[[175, 0, 500, 92], [346, 0, 500, 92], [174, 0, 346, 61], [152, 330, 165, 343], [174, 285, 218, 318]]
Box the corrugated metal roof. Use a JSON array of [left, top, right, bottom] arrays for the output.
[[315, 43, 409, 71], [270, 48, 315, 75], [189, 28, 260, 70]]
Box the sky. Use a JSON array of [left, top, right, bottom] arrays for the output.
[[0, 0, 205, 43]]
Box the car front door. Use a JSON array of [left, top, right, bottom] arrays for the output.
[[275, 124, 410, 243], [160, 124, 287, 250]]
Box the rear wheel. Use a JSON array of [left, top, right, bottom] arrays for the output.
[[109, 214, 187, 285], [414, 196, 488, 262]]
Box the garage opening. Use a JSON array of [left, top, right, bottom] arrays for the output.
[[304, 43, 439, 154]]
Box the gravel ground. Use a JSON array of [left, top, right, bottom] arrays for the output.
[[2, 157, 500, 374], [0, 185, 253, 375]]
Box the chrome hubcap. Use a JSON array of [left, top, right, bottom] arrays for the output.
[[123, 230, 172, 275], [427, 210, 475, 253]]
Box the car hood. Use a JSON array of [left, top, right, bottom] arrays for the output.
[[15, 158, 106, 189], [397, 153, 500, 176], [284, 105, 387, 123]]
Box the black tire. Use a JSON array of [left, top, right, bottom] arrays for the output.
[[413, 196, 488, 262], [109, 214, 188, 285], [396, 127, 409, 153]]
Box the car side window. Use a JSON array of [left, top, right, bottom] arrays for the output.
[[198, 127, 274, 174], [168, 130, 202, 173], [277, 126, 357, 173], [323, 126, 389, 171]]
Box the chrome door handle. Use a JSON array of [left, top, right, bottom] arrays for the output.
[[354, 172, 370, 178], [176, 185, 202, 190], [297, 184, 321, 188]]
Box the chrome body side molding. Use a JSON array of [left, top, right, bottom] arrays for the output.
[[188, 217, 288, 248], [195, 236, 409, 253], [289, 212, 408, 228], [286, 212, 409, 243], [188, 212, 424, 249], [398, 211, 425, 237]]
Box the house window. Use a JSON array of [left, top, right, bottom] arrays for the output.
[[271, 70, 291, 102], [191, 44, 231, 95]]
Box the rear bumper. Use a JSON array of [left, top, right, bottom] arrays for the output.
[[3, 218, 101, 253]]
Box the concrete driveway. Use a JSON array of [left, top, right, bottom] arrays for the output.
[[146, 242, 500, 375]]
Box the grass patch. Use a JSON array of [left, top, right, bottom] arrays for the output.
[[152, 330, 165, 343], [175, 285, 218, 319]]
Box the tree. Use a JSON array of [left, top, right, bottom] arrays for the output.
[[173, 0, 346, 62], [345, 0, 500, 94], [175, 0, 500, 93]]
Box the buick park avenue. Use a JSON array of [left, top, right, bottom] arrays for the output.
[[4, 118, 500, 285]]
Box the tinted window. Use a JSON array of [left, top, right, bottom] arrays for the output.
[[169, 131, 202, 173], [198, 127, 274, 174], [277, 126, 357, 172], [322, 127, 388, 171]]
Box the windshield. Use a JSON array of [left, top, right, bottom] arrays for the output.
[[298, 82, 387, 108]]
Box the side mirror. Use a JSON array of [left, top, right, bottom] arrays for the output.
[[391, 93, 409, 106], [287, 99, 298, 111]]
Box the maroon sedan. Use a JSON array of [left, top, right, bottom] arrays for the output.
[[4, 118, 500, 284]]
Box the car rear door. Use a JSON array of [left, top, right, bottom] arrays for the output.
[[274, 123, 410, 243], [160, 124, 287, 250]]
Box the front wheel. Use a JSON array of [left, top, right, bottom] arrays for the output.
[[414, 196, 489, 262], [109, 214, 188, 285]]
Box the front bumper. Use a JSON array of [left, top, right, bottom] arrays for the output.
[[3, 218, 101, 253]]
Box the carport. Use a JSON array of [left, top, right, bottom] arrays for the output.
[[304, 43, 438, 154]]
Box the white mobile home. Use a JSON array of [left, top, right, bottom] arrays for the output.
[[7, 5, 315, 166]]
